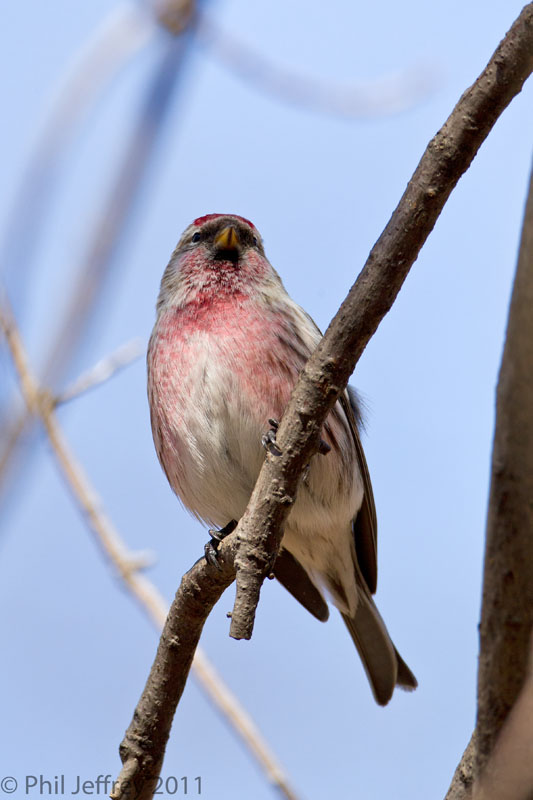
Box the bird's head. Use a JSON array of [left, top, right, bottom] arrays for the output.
[[156, 214, 278, 313]]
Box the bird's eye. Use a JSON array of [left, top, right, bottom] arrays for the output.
[[191, 232, 201, 243], [252, 236, 258, 247]]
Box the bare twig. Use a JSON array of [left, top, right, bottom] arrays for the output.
[[196, 13, 437, 119], [476, 157, 533, 773], [0, 295, 161, 600], [56, 338, 145, 405], [228, 2, 533, 640], [191, 648, 299, 796], [0, 294, 301, 800]]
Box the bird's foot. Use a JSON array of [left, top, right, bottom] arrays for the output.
[[262, 417, 330, 458], [262, 418, 282, 457], [318, 438, 331, 455], [204, 519, 238, 570]]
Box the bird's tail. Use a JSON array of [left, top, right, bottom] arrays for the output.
[[341, 592, 417, 706]]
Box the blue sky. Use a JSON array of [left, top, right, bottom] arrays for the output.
[[1, 2, 532, 799]]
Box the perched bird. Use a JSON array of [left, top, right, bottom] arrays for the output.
[[147, 213, 417, 705]]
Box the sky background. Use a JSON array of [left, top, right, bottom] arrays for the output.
[[1, 2, 532, 799]]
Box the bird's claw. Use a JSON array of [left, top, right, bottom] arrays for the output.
[[262, 418, 282, 456], [204, 519, 238, 570], [318, 438, 331, 455], [205, 540, 222, 570]]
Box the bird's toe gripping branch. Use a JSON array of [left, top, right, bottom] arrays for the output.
[[261, 418, 283, 457], [262, 417, 330, 458], [205, 519, 238, 570]]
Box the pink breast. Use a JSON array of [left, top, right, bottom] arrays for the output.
[[149, 297, 300, 430]]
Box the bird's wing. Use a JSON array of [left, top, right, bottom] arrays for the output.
[[275, 297, 378, 594], [339, 387, 378, 595]]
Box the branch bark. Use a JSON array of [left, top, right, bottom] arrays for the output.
[[476, 158, 533, 774], [445, 733, 476, 800], [229, 2, 533, 640], [474, 638, 533, 800], [113, 551, 236, 800], [443, 159, 533, 800]]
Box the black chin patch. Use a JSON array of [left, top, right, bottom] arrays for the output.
[[213, 247, 240, 264]]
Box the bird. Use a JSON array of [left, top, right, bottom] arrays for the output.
[[147, 213, 417, 705]]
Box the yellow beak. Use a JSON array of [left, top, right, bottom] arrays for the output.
[[214, 225, 240, 251]]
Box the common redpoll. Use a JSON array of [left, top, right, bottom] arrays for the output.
[[147, 213, 417, 705]]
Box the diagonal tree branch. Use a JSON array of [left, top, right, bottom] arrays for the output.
[[0, 294, 301, 800], [111, 6, 533, 798]]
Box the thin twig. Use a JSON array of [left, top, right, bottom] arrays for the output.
[[56, 338, 145, 405], [0, 294, 301, 800]]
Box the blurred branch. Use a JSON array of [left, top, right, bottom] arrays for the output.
[[0, 2, 154, 308], [148, 0, 195, 34], [228, 2, 533, 640], [0, 293, 301, 800], [0, 296, 158, 592], [196, 12, 437, 118], [0, 31, 192, 509], [476, 158, 533, 773], [56, 338, 145, 405], [41, 36, 189, 390]]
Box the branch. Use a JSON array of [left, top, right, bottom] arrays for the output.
[[195, 13, 437, 119], [443, 153, 533, 800], [56, 338, 145, 405], [0, 294, 301, 800], [444, 733, 476, 800], [474, 637, 533, 800], [476, 157, 533, 771], [228, 3, 533, 640]]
